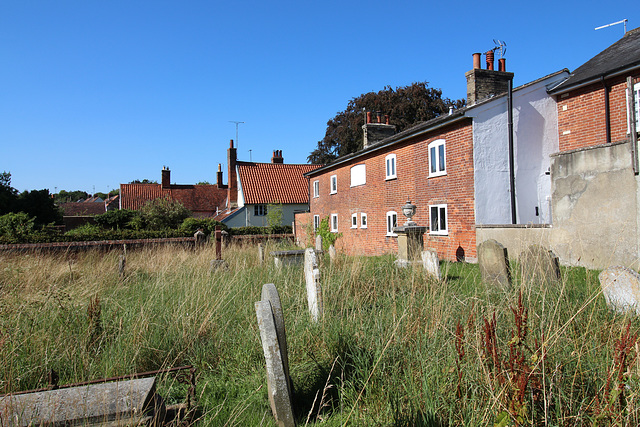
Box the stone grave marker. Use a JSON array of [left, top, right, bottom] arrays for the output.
[[599, 266, 640, 315], [261, 283, 292, 390], [328, 245, 337, 264], [477, 239, 511, 290], [118, 255, 126, 279], [421, 249, 441, 280], [194, 230, 206, 249], [304, 249, 323, 322], [315, 235, 323, 252], [518, 244, 561, 286], [255, 294, 295, 426], [258, 243, 265, 264], [0, 377, 165, 427]]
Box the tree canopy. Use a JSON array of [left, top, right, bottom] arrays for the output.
[[307, 82, 465, 164], [0, 172, 62, 226]]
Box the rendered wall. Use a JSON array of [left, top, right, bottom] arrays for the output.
[[550, 140, 640, 269]]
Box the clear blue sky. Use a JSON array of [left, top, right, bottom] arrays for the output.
[[1, 1, 636, 194]]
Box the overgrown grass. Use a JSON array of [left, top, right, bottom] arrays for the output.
[[1, 244, 639, 425]]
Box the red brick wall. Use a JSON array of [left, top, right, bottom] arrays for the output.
[[557, 73, 640, 152], [294, 211, 313, 247], [302, 119, 476, 261]]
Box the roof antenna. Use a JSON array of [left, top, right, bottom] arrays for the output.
[[229, 121, 245, 149], [493, 39, 507, 58], [595, 19, 628, 34]]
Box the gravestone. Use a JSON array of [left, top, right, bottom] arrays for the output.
[[258, 243, 265, 264], [255, 297, 295, 427], [477, 239, 511, 290], [328, 245, 337, 264], [194, 230, 206, 249], [315, 235, 323, 252], [214, 227, 222, 260], [261, 283, 292, 389], [518, 244, 561, 286], [0, 377, 165, 427], [118, 255, 126, 278], [599, 266, 640, 315], [304, 249, 323, 322], [421, 249, 441, 280]]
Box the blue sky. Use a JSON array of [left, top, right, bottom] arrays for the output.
[[1, 1, 637, 194]]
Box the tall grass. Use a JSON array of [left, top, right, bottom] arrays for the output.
[[1, 244, 639, 425]]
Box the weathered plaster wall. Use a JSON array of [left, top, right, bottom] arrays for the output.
[[550, 141, 640, 269], [476, 225, 552, 261]]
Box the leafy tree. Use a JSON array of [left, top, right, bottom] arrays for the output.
[[129, 179, 158, 184], [315, 216, 341, 251], [134, 198, 190, 230], [54, 190, 90, 203], [196, 181, 211, 185], [308, 82, 466, 164], [16, 189, 63, 226], [0, 171, 18, 215], [179, 217, 228, 235], [266, 203, 283, 229], [0, 212, 35, 242], [94, 209, 138, 230]]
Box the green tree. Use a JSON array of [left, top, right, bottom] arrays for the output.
[[196, 181, 211, 185], [0, 212, 35, 242], [308, 82, 466, 164], [16, 189, 63, 226], [315, 216, 341, 251], [266, 203, 283, 229], [129, 179, 158, 184], [94, 209, 138, 230], [53, 190, 90, 203], [0, 172, 18, 215], [134, 198, 190, 230]]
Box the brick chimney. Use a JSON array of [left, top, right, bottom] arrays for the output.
[[216, 163, 225, 188], [362, 111, 396, 149], [227, 140, 238, 208], [161, 166, 170, 189], [271, 150, 284, 164], [465, 51, 514, 106]]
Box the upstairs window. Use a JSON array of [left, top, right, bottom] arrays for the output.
[[430, 204, 448, 235], [350, 164, 366, 187], [254, 205, 268, 216], [386, 211, 398, 236], [330, 175, 337, 194], [331, 213, 338, 232], [428, 139, 446, 177], [360, 213, 368, 228], [313, 180, 319, 198], [313, 215, 320, 231], [385, 154, 397, 180]]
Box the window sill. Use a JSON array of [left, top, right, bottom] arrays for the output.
[[386, 233, 397, 237], [360, 226, 368, 229], [428, 171, 447, 178], [330, 191, 337, 195], [429, 231, 449, 236], [385, 176, 397, 181]]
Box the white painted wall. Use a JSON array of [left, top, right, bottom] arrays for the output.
[[470, 71, 568, 225]]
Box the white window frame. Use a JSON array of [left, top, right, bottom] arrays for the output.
[[385, 154, 397, 180], [254, 204, 267, 216], [360, 213, 368, 229], [350, 164, 366, 187], [313, 214, 320, 231], [313, 180, 319, 198], [429, 204, 448, 235], [386, 211, 398, 236], [330, 175, 337, 194], [428, 139, 446, 177], [627, 82, 640, 134], [351, 213, 358, 228], [331, 213, 338, 232]]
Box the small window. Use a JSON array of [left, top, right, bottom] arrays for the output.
[[360, 213, 368, 228], [254, 205, 267, 216], [430, 204, 448, 235], [428, 139, 446, 177], [313, 180, 319, 198], [330, 175, 337, 194], [386, 211, 398, 236], [350, 164, 366, 187], [351, 213, 358, 228], [331, 213, 338, 232], [385, 154, 397, 180], [313, 215, 320, 231]]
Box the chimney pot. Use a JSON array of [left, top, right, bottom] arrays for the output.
[[472, 52, 481, 69], [366, 111, 372, 123], [385, 114, 390, 125], [230, 139, 234, 148], [498, 58, 506, 72], [486, 50, 495, 71], [376, 111, 382, 123]]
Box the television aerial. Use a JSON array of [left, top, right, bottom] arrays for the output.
[[595, 19, 628, 34], [493, 39, 507, 58]]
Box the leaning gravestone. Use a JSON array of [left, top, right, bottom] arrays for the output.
[[599, 266, 640, 315], [315, 235, 323, 252], [421, 249, 441, 280], [518, 244, 561, 286], [255, 286, 295, 427], [261, 283, 292, 391], [477, 239, 511, 290], [328, 245, 337, 264], [304, 249, 323, 322]]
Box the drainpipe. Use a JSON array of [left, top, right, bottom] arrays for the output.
[[508, 76, 516, 224], [601, 76, 611, 144]]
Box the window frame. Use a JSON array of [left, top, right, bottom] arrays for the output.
[[428, 139, 446, 177], [627, 81, 640, 134], [429, 204, 448, 235], [330, 213, 338, 232], [330, 175, 337, 194], [351, 213, 358, 228], [360, 213, 368, 229], [386, 211, 398, 236], [313, 180, 319, 198], [313, 214, 320, 231], [254, 204, 268, 216], [385, 154, 397, 180]]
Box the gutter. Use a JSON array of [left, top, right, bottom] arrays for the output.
[[548, 63, 640, 95]]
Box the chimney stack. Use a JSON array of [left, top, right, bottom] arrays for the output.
[[271, 150, 284, 164], [465, 50, 514, 106], [362, 111, 396, 149], [217, 163, 224, 188], [227, 139, 238, 208], [161, 166, 170, 189]]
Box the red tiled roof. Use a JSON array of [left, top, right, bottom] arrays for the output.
[[60, 202, 106, 216], [120, 183, 227, 215], [237, 162, 322, 205]]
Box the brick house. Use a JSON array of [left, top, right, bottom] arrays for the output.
[[296, 52, 568, 262], [220, 141, 321, 227], [120, 167, 228, 217]]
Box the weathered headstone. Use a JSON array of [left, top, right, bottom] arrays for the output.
[[518, 244, 561, 286], [421, 249, 441, 280], [315, 235, 323, 252], [261, 283, 292, 390], [477, 239, 511, 290], [0, 377, 165, 427], [258, 243, 265, 264], [304, 249, 323, 322], [118, 255, 126, 278], [255, 298, 295, 427], [599, 266, 640, 315], [328, 245, 337, 264], [194, 230, 206, 249], [214, 227, 222, 260]]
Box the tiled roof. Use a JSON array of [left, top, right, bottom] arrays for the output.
[[549, 27, 640, 94], [120, 183, 227, 214], [237, 162, 321, 204], [60, 202, 106, 216]]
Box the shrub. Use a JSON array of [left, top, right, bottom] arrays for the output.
[[179, 217, 228, 236], [316, 216, 341, 250], [94, 209, 138, 230], [0, 212, 36, 242], [137, 199, 190, 230]]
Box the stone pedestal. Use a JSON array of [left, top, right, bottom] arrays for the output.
[[393, 226, 427, 267]]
